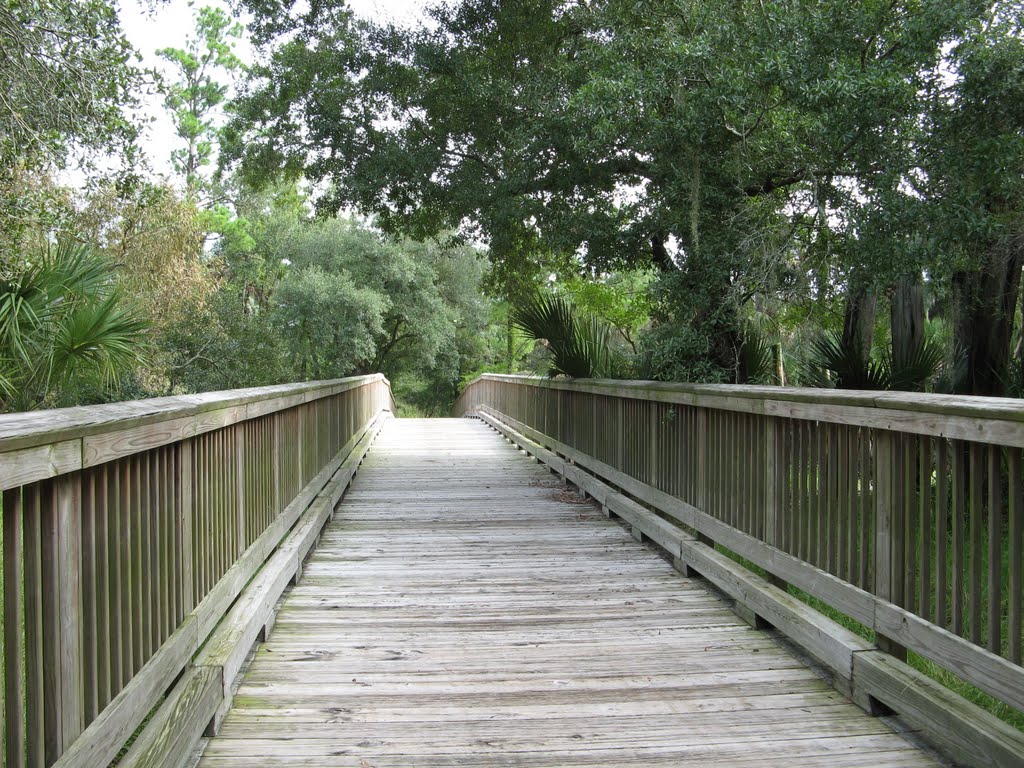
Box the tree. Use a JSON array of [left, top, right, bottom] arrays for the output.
[[920, 11, 1024, 395], [73, 181, 217, 393], [230, 0, 989, 382], [558, 269, 654, 354], [158, 4, 246, 199], [0, 0, 140, 166], [0, 0, 143, 274], [270, 216, 483, 382]]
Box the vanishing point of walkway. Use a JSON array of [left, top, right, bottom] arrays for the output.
[[197, 418, 936, 767]]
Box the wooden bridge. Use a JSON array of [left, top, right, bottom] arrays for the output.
[[1, 375, 1023, 767]]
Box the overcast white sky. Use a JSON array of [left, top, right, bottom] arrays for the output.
[[117, 0, 426, 179]]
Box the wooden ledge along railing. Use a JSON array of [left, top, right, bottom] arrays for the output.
[[456, 373, 1024, 767], [1, 375, 395, 768]]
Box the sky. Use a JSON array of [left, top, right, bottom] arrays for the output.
[[116, 0, 426, 180]]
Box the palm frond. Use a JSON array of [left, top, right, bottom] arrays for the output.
[[739, 325, 775, 384], [887, 336, 944, 392], [511, 293, 629, 379], [804, 332, 889, 390], [52, 292, 148, 386], [1, 235, 150, 411]]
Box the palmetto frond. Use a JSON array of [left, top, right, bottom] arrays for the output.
[[0, 236, 149, 411], [510, 293, 629, 380]]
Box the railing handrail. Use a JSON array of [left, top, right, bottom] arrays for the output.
[[465, 374, 1024, 445], [2, 375, 395, 768], [456, 374, 1024, 767], [0, 373, 390, 450], [0, 374, 393, 491]]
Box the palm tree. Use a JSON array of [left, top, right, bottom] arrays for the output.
[[510, 293, 630, 379], [802, 331, 943, 392], [0, 236, 149, 411]]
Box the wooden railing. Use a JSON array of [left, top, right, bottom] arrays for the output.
[[1, 375, 394, 767], [456, 374, 1024, 766]]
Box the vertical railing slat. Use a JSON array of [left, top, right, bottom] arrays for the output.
[[951, 441, 966, 636], [4, 488, 26, 768], [936, 439, 949, 630], [987, 447, 1003, 654], [969, 443, 983, 645], [23, 484, 44, 768], [1009, 447, 1022, 665]]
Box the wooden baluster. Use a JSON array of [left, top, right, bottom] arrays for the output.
[[859, 428, 871, 591], [41, 474, 84, 761], [95, 467, 111, 710], [936, 440, 949, 629], [987, 446, 1003, 653], [81, 471, 97, 724], [901, 435, 914, 611], [4, 488, 26, 767], [23, 484, 44, 768], [1009, 447, 1022, 664], [952, 440, 966, 635], [237, 423, 246, 555], [874, 431, 907, 660], [969, 443, 983, 644], [919, 438, 933, 622]]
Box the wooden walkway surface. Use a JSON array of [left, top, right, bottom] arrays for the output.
[[196, 418, 937, 767]]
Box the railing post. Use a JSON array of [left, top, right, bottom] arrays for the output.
[[874, 430, 907, 660]]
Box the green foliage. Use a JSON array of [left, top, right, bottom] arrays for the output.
[[559, 269, 655, 353], [227, 0, 1024, 394], [274, 262, 387, 379], [0, 0, 143, 274], [162, 288, 293, 393], [158, 5, 246, 195], [230, 0, 997, 381], [803, 332, 944, 392], [888, 336, 947, 392], [0, 0, 141, 167], [0, 237, 148, 411], [511, 293, 630, 380], [803, 333, 889, 390], [739, 324, 777, 386], [637, 322, 728, 384]]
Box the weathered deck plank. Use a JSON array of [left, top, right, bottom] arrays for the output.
[[196, 418, 936, 767]]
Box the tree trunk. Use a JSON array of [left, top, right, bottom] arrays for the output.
[[953, 238, 1024, 396], [775, 342, 786, 386], [506, 315, 514, 373], [842, 281, 877, 366], [650, 235, 675, 271], [891, 272, 925, 368]]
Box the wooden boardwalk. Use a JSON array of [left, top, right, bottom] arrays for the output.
[[196, 418, 937, 767]]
